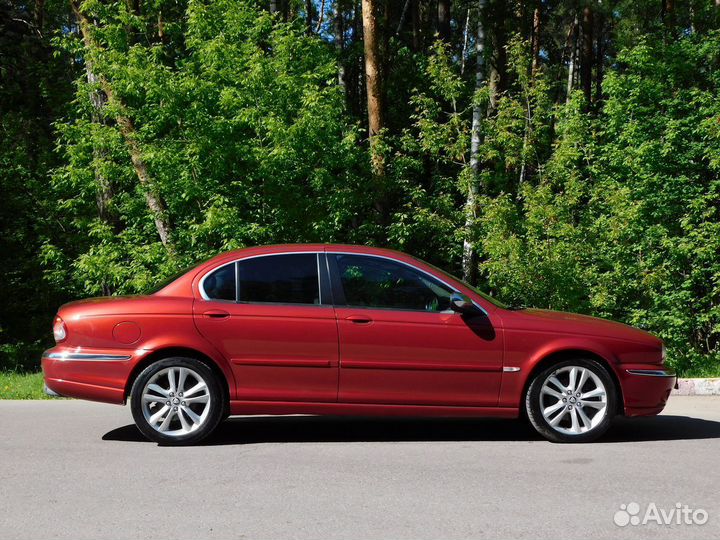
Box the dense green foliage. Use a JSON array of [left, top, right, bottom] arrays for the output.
[[1, 0, 719, 375]]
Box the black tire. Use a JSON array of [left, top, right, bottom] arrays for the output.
[[525, 358, 617, 443], [130, 357, 225, 445]]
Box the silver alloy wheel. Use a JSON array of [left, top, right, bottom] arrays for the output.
[[539, 365, 608, 435], [140, 366, 211, 437]]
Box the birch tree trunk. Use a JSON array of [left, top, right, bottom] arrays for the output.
[[531, 5, 541, 77], [566, 15, 578, 103], [334, 0, 346, 91], [70, 0, 174, 251], [460, 8, 470, 74], [462, 0, 487, 284]]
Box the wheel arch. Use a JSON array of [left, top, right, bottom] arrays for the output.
[[520, 348, 625, 417], [124, 347, 231, 410]]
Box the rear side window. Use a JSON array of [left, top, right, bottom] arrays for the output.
[[237, 254, 320, 304], [203, 263, 236, 301]]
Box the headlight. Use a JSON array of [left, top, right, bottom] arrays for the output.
[[661, 343, 666, 363], [53, 316, 67, 342]]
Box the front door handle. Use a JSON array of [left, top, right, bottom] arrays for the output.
[[203, 309, 230, 319], [345, 315, 373, 324]]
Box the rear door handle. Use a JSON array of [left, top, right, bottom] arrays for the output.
[[345, 315, 373, 324], [203, 309, 230, 319]]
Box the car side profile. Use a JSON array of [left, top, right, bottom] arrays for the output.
[[42, 244, 676, 444]]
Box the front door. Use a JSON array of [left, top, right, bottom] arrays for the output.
[[330, 253, 503, 406], [194, 253, 339, 402]]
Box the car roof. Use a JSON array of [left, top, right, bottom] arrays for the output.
[[218, 243, 408, 255]]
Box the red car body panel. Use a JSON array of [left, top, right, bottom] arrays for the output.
[[194, 301, 339, 402], [334, 307, 503, 406], [42, 244, 675, 420]]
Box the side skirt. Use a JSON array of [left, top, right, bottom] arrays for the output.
[[229, 400, 519, 418]]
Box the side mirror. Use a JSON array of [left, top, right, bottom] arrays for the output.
[[450, 292, 482, 315]]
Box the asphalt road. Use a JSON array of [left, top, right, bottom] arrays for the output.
[[1, 397, 719, 540]]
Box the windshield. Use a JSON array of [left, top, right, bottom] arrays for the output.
[[418, 260, 513, 310]]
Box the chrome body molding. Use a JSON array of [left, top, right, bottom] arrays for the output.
[[626, 368, 676, 377], [503, 366, 521, 372], [45, 352, 132, 362]]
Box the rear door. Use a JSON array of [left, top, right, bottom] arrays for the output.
[[330, 253, 503, 406], [194, 252, 339, 402]]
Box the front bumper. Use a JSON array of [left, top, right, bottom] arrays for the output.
[[619, 365, 676, 416], [43, 384, 62, 397], [41, 346, 144, 405]]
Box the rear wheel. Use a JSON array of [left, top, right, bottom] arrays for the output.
[[525, 358, 616, 443], [130, 357, 224, 445]]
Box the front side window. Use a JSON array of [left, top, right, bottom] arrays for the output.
[[333, 254, 452, 312], [237, 254, 320, 304], [203, 263, 237, 301]]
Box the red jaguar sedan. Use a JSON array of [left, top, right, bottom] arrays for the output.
[[42, 244, 676, 444]]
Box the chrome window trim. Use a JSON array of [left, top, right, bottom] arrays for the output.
[[626, 368, 676, 377], [199, 251, 325, 305], [46, 352, 131, 362], [327, 251, 489, 316], [199, 249, 489, 315]]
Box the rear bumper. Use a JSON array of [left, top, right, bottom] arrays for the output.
[[41, 346, 142, 405], [619, 365, 676, 416]]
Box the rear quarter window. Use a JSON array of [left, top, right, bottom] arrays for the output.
[[202, 264, 236, 301]]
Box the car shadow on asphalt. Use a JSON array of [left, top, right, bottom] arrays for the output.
[[102, 414, 720, 445]]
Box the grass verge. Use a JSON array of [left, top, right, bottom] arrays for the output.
[[0, 371, 51, 399]]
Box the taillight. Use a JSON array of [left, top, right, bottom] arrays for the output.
[[53, 316, 67, 342]]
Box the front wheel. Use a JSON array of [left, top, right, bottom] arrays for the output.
[[130, 357, 225, 445], [525, 359, 617, 443]]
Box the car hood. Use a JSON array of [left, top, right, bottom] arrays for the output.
[[506, 308, 660, 345]]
